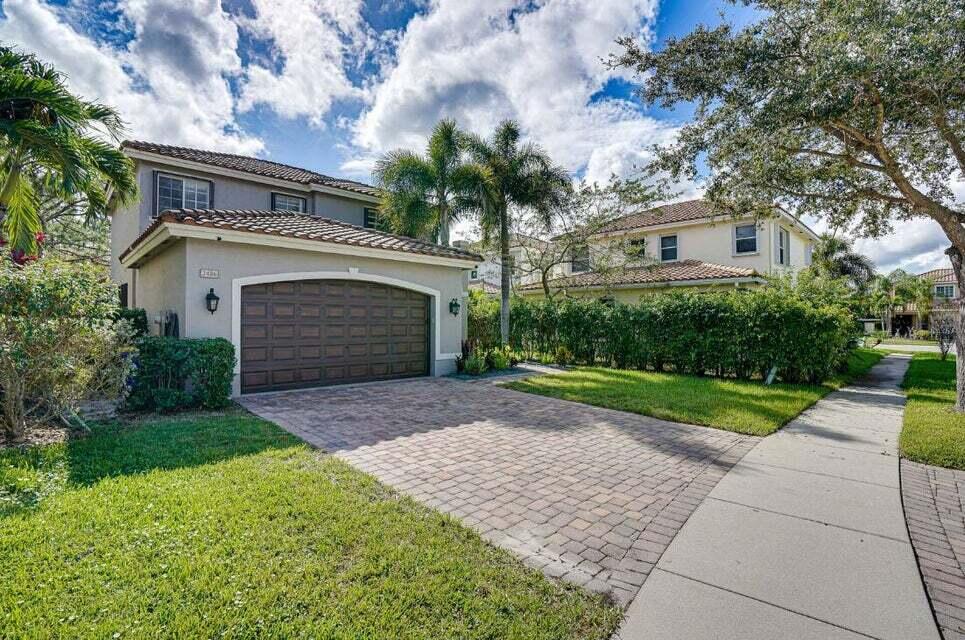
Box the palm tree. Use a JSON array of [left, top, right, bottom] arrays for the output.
[[906, 276, 936, 331], [0, 47, 137, 258], [811, 233, 875, 290], [462, 120, 570, 344], [373, 119, 487, 246]]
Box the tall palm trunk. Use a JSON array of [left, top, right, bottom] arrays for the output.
[[437, 197, 449, 246], [499, 204, 510, 345]]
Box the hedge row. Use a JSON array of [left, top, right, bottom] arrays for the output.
[[126, 337, 236, 412], [470, 292, 855, 384]]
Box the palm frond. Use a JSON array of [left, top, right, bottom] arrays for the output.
[[1, 170, 40, 252]]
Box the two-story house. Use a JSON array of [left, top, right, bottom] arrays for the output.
[[110, 141, 480, 396], [889, 267, 958, 335], [517, 199, 818, 302]]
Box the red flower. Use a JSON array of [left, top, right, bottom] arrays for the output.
[[10, 249, 26, 265], [0, 236, 6, 246], [35, 231, 45, 244]]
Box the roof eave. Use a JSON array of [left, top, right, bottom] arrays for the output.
[[124, 148, 380, 203], [519, 275, 766, 293], [120, 221, 480, 269]]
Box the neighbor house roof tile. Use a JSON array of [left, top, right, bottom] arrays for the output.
[[518, 259, 759, 291], [122, 140, 379, 197], [120, 209, 481, 263], [595, 199, 718, 234], [918, 268, 955, 284]]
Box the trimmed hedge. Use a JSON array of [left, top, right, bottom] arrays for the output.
[[470, 291, 855, 384], [126, 337, 236, 412]]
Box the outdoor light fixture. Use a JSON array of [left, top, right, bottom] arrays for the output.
[[449, 297, 461, 316], [205, 288, 220, 314]]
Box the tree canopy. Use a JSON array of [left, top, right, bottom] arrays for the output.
[[0, 46, 137, 259]]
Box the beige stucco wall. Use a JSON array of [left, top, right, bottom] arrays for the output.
[[147, 238, 470, 395], [134, 240, 187, 335], [575, 216, 814, 278]]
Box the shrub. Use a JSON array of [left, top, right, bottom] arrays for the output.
[[126, 337, 235, 412], [487, 347, 512, 371], [463, 350, 488, 376], [932, 313, 956, 360], [467, 290, 501, 350], [502, 290, 855, 384], [913, 329, 931, 341], [116, 307, 149, 337], [0, 259, 135, 440]]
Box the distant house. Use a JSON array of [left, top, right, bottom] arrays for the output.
[[516, 199, 818, 302], [890, 268, 958, 335], [454, 234, 547, 296]]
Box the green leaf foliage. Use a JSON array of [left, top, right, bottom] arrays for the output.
[[126, 337, 236, 412], [470, 291, 855, 384]]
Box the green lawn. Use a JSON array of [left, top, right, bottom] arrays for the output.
[[900, 353, 965, 470], [0, 411, 620, 639], [880, 338, 939, 346], [504, 349, 883, 437]]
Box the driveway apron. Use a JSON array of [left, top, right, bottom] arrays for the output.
[[618, 354, 941, 640], [240, 377, 756, 606]]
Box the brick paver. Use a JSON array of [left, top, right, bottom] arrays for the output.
[[902, 459, 965, 640], [240, 377, 756, 605]]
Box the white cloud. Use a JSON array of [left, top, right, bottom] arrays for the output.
[[349, 0, 677, 186], [235, 0, 368, 126], [0, 0, 263, 153]]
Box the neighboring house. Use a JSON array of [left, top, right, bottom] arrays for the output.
[[890, 267, 958, 335], [110, 141, 480, 396], [454, 234, 545, 294], [517, 199, 818, 302]]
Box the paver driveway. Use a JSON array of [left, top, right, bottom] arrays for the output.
[[240, 377, 757, 605]]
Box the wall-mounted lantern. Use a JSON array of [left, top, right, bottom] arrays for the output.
[[205, 288, 220, 314], [449, 297, 461, 316]]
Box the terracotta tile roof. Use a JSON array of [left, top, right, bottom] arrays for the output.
[[122, 140, 379, 197], [518, 260, 760, 291], [596, 199, 718, 234], [918, 268, 955, 284], [120, 209, 481, 263]]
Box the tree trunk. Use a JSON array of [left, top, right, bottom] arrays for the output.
[[438, 199, 450, 246], [947, 247, 965, 412], [499, 205, 511, 345]]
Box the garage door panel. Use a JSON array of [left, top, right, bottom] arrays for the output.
[[241, 279, 429, 393]]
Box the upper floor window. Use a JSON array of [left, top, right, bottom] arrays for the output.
[[157, 173, 210, 213], [936, 284, 955, 298], [659, 234, 678, 262], [363, 207, 379, 229], [777, 227, 790, 266], [570, 245, 590, 273], [271, 192, 307, 212], [734, 223, 758, 254]]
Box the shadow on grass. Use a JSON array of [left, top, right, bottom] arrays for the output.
[[1, 409, 299, 517]]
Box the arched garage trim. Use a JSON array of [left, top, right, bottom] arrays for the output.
[[231, 270, 453, 395]]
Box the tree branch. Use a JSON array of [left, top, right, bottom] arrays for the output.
[[933, 109, 965, 175], [780, 145, 886, 172]]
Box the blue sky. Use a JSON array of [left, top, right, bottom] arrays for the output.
[[0, 0, 952, 272]]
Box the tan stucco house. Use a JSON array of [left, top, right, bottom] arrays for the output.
[[889, 267, 958, 335], [110, 141, 480, 396], [517, 199, 818, 302]]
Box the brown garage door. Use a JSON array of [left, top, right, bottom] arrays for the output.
[[241, 280, 429, 393]]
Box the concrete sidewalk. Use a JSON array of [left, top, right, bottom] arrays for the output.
[[617, 355, 941, 640]]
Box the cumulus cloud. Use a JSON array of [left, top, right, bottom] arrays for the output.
[[235, 0, 368, 126], [349, 0, 677, 186], [0, 0, 263, 153]]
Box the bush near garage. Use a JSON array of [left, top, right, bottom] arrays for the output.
[[469, 290, 855, 384], [126, 337, 235, 412], [0, 258, 135, 441]]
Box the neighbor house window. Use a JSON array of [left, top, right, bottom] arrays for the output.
[[571, 245, 590, 273], [156, 173, 210, 212], [271, 192, 307, 212], [628, 238, 646, 260], [936, 284, 955, 298], [734, 223, 758, 254], [470, 269, 478, 280], [777, 227, 790, 266], [805, 243, 814, 266], [118, 283, 128, 309], [659, 235, 678, 262], [363, 207, 379, 229]]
